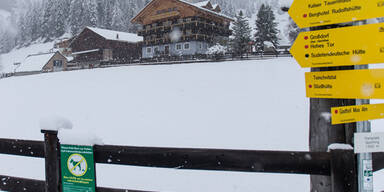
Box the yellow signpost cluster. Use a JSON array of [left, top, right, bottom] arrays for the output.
[[289, 1, 384, 191], [290, 2, 384, 125]]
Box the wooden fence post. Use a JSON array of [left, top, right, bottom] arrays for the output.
[[330, 149, 357, 192], [309, 24, 357, 192], [41, 130, 61, 192]]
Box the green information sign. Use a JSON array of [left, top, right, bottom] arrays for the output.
[[60, 145, 96, 192]]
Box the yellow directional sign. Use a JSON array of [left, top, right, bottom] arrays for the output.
[[289, 0, 384, 28], [306, 69, 384, 99], [291, 23, 384, 68], [331, 103, 384, 125]]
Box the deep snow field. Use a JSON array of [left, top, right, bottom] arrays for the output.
[[0, 58, 383, 191]]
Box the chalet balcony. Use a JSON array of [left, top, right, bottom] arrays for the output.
[[138, 20, 231, 37]]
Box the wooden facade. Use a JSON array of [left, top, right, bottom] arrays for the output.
[[42, 52, 68, 72], [131, 0, 233, 58], [69, 27, 142, 63]]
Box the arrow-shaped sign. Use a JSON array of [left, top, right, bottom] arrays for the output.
[[306, 68, 384, 99], [289, 0, 384, 28], [331, 103, 384, 125], [291, 23, 384, 68]]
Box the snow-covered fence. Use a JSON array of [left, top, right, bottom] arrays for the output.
[[1, 131, 384, 192]]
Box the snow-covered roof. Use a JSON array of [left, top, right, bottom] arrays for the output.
[[86, 27, 143, 43], [132, 0, 233, 23], [17, 52, 56, 72], [179, 0, 233, 21], [192, 0, 210, 7], [71, 49, 100, 55]]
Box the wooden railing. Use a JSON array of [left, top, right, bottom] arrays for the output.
[[1, 130, 384, 192]]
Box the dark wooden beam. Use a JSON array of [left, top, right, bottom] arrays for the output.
[[0, 175, 45, 192], [0, 138, 44, 158], [330, 149, 357, 192], [41, 130, 61, 192], [94, 145, 331, 175], [373, 152, 384, 172]]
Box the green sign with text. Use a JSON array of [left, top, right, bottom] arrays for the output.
[[60, 145, 96, 192]]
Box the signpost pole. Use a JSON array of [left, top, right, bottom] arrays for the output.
[[308, 26, 356, 192], [355, 65, 374, 192]]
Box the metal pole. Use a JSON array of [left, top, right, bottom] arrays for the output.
[[355, 64, 373, 192]]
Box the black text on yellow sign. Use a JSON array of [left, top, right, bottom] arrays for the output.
[[331, 103, 384, 125], [306, 69, 384, 99], [289, 0, 384, 28], [291, 23, 384, 68]]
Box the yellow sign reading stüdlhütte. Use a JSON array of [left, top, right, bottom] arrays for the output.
[[306, 69, 384, 99], [290, 23, 384, 68], [289, 0, 384, 28], [332, 103, 384, 125]]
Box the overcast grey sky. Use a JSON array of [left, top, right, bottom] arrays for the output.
[[0, 0, 15, 11]]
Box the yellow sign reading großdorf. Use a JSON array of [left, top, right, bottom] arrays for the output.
[[291, 23, 384, 68]]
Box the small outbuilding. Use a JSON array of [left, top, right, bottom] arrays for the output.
[[69, 27, 143, 64], [17, 51, 68, 73]]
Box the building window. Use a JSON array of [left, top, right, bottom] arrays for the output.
[[53, 60, 63, 67], [176, 44, 182, 50], [147, 47, 152, 54], [154, 46, 159, 54], [184, 43, 190, 50], [165, 45, 170, 54]]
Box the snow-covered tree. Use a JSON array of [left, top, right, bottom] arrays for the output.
[[52, 0, 68, 38], [101, 0, 114, 29], [207, 44, 227, 60], [69, 0, 83, 35], [112, 1, 125, 31], [254, 4, 279, 52], [286, 17, 300, 44], [83, 0, 98, 27], [231, 10, 252, 58], [41, 0, 56, 41]]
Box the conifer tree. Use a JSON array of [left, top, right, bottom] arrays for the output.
[[102, 0, 114, 29], [82, 0, 98, 28], [231, 10, 252, 58], [287, 17, 300, 44], [112, 1, 124, 31], [254, 4, 279, 52], [53, 0, 67, 38]]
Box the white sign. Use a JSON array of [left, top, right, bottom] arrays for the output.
[[354, 132, 384, 153]]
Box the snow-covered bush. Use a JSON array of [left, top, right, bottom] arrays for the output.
[[207, 44, 227, 60]]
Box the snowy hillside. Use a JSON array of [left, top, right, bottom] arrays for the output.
[[0, 41, 54, 73], [0, 58, 383, 191]]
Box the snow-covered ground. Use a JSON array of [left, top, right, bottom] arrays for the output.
[[0, 58, 383, 191]]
